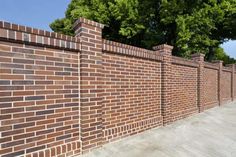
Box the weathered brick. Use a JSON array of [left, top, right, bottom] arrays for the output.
[[0, 102, 12, 109], [0, 97, 23, 102], [36, 109, 54, 115], [14, 122, 35, 129], [0, 137, 12, 144], [1, 107, 24, 114], [13, 132, 35, 140], [1, 139, 24, 148], [2, 151, 25, 157], [12, 47, 34, 54], [12, 80, 34, 85], [0, 44, 11, 51], [1, 63, 24, 69], [56, 134, 72, 141], [2, 129, 24, 137], [13, 69, 34, 75], [0, 114, 11, 120], [25, 96, 45, 101], [26, 145, 46, 154], [55, 71, 71, 76], [0, 28, 8, 38], [13, 58, 34, 64], [0, 80, 10, 85], [0, 86, 23, 91]]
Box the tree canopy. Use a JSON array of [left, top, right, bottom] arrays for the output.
[[50, 0, 236, 63]]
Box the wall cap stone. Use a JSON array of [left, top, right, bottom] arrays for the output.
[[191, 53, 205, 58], [0, 20, 80, 51], [153, 44, 173, 52], [73, 17, 105, 30]]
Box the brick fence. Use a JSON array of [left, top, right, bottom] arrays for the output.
[[0, 18, 235, 157]]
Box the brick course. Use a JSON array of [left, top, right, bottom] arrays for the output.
[[0, 18, 235, 156]]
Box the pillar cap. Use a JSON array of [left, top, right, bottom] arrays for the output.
[[191, 53, 205, 58], [153, 44, 173, 52], [225, 64, 235, 67], [212, 60, 223, 64], [73, 17, 105, 31]]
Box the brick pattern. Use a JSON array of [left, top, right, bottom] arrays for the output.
[[154, 45, 173, 125], [73, 17, 104, 152], [0, 21, 80, 51], [102, 53, 162, 141], [191, 54, 205, 112], [203, 67, 219, 109], [0, 17, 236, 157], [103, 39, 163, 61], [171, 64, 198, 121], [214, 61, 224, 105], [231, 65, 235, 101], [222, 69, 232, 103], [172, 56, 199, 67], [0, 43, 80, 157], [234, 71, 236, 99]]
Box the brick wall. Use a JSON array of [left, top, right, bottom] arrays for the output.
[[102, 52, 162, 142], [171, 62, 198, 121], [222, 68, 232, 103], [0, 18, 236, 157], [0, 43, 80, 157], [234, 68, 236, 99], [171, 57, 198, 121], [73, 18, 104, 152], [203, 65, 219, 109]]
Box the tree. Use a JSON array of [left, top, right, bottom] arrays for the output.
[[213, 47, 236, 64], [50, 0, 236, 63]]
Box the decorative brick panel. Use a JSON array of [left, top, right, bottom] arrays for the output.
[[222, 69, 232, 104], [203, 67, 219, 109], [0, 42, 80, 157], [171, 63, 198, 121], [102, 52, 162, 142]]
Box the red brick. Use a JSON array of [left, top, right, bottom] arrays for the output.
[[0, 17, 234, 157]]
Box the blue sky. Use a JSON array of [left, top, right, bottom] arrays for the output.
[[0, 0, 70, 30], [0, 0, 235, 58]]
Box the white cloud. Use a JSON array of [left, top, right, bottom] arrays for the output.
[[221, 40, 236, 59]]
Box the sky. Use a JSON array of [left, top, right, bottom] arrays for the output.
[[0, 0, 235, 58], [0, 0, 70, 30]]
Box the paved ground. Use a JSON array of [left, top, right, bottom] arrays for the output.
[[80, 102, 236, 157]]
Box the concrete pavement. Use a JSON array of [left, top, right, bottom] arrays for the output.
[[80, 102, 236, 157]]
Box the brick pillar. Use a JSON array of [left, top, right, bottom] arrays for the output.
[[73, 18, 104, 152], [228, 64, 235, 101], [232, 65, 235, 101], [153, 44, 173, 125], [191, 53, 205, 112], [213, 60, 223, 106]]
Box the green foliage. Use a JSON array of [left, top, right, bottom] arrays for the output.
[[50, 0, 236, 62], [213, 47, 236, 64]]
